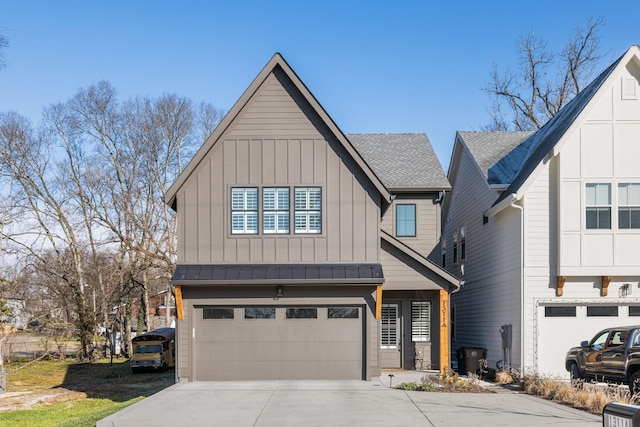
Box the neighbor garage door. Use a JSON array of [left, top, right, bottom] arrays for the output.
[[193, 305, 364, 380], [537, 303, 640, 378]]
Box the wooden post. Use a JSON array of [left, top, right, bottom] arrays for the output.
[[439, 289, 450, 374], [375, 285, 382, 320], [174, 285, 184, 320]]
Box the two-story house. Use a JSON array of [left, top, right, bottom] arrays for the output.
[[443, 45, 640, 377], [164, 53, 459, 381]]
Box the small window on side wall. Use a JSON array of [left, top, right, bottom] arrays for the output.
[[396, 204, 416, 237]]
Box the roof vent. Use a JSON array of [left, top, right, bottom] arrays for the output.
[[622, 77, 638, 100]]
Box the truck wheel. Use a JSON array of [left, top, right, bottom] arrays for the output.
[[629, 372, 640, 395], [569, 362, 582, 380]]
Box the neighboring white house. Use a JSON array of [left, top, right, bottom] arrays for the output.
[[442, 45, 640, 378]]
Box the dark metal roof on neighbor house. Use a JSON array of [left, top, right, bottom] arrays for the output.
[[347, 133, 451, 191], [489, 50, 625, 207], [458, 131, 534, 180], [172, 264, 384, 285]]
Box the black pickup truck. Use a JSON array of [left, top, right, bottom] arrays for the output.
[[565, 326, 640, 393]]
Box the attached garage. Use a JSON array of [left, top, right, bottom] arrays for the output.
[[193, 305, 364, 380], [536, 302, 640, 378]]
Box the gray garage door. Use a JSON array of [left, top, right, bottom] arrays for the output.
[[193, 306, 364, 380]]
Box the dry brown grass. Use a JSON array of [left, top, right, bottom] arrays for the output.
[[495, 370, 514, 384], [521, 372, 640, 414]]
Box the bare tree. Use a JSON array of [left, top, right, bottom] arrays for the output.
[[485, 17, 604, 131]]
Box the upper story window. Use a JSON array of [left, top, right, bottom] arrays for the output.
[[263, 187, 289, 234], [441, 241, 446, 268], [231, 188, 258, 234], [452, 232, 458, 264], [396, 204, 416, 237], [460, 227, 466, 260], [294, 187, 321, 234], [586, 183, 611, 229], [618, 183, 640, 229]]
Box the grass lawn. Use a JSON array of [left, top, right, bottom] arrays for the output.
[[1, 357, 175, 427]]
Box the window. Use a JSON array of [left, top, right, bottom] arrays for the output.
[[411, 301, 431, 342], [544, 306, 576, 317], [630, 306, 640, 316], [380, 304, 399, 349], [328, 307, 359, 319], [294, 187, 321, 234], [244, 307, 276, 319], [231, 188, 258, 234], [452, 233, 458, 264], [263, 187, 289, 234], [441, 241, 446, 268], [460, 227, 466, 260], [618, 183, 640, 229], [586, 183, 611, 229], [396, 204, 416, 237], [587, 306, 618, 317], [285, 308, 317, 319], [203, 307, 235, 319]]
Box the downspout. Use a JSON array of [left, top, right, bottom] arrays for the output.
[[509, 198, 525, 372]]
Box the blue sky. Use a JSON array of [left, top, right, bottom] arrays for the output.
[[0, 1, 637, 169]]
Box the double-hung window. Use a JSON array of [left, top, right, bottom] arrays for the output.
[[396, 204, 416, 237], [231, 188, 258, 234], [263, 187, 289, 234], [618, 183, 640, 229], [586, 183, 611, 229], [294, 187, 321, 234]]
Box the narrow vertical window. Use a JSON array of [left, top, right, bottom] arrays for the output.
[[411, 301, 431, 342], [294, 187, 321, 234], [441, 240, 446, 268], [452, 233, 458, 264], [263, 187, 289, 234], [380, 303, 399, 349], [396, 204, 416, 237], [460, 227, 466, 260], [586, 183, 611, 229], [231, 188, 258, 234], [618, 183, 640, 229]]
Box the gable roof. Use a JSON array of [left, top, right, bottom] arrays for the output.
[[458, 131, 534, 180], [164, 53, 393, 208], [381, 230, 460, 291], [488, 47, 632, 209], [347, 133, 451, 191]]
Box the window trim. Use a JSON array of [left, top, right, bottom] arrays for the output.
[[618, 182, 640, 230], [585, 183, 611, 230], [231, 187, 258, 234], [395, 204, 417, 237], [294, 187, 322, 234], [263, 187, 290, 234], [411, 301, 431, 343]]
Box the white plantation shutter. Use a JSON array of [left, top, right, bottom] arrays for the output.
[[412, 301, 431, 342]]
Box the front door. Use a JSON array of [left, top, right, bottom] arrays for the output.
[[380, 303, 401, 368]]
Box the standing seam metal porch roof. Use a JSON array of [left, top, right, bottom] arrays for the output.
[[172, 263, 384, 285]]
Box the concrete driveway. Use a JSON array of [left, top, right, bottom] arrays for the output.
[[97, 375, 601, 427]]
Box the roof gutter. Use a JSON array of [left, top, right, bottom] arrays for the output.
[[484, 193, 517, 219]]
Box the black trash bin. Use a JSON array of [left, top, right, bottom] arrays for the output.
[[462, 348, 487, 376]]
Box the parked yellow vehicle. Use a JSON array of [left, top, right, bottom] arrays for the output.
[[130, 327, 175, 373]]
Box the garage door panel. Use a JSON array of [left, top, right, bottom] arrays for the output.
[[194, 305, 363, 380], [538, 304, 639, 378]]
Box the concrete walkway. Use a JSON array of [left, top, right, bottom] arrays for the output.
[[97, 372, 601, 427]]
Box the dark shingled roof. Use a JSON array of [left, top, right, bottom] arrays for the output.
[[172, 263, 384, 284], [489, 51, 624, 207], [458, 131, 534, 180], [347, 133, 451, 191]]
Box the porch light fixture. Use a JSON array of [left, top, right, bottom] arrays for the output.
[[620, 283, 632, 298], [276, 285, 283, 298]]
